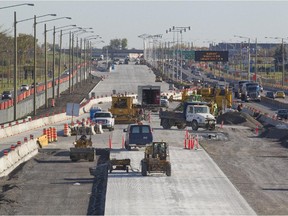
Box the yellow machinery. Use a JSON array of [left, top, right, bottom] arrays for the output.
[[197, 86, 233, 114], [140, 141, 171, 176], [169, 89, 201, 103], [70, 133, 95, 162], [155, 76, 162, 82], [109, 95, 141, 124]]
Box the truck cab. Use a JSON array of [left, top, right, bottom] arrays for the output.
[[184, 102, 216, 130], [241, 82, 261, 102]]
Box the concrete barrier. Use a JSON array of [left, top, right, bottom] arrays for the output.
[[0, 139, 39, 177]]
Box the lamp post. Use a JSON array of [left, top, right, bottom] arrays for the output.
[[0, 3, 34, 10], [265, 36, 287, 86], [44, 25, 77, 107], [166, 26, 191, 83], [13, 12, 55, 121], [86, 38, 104, 79], [73, 30, 94, 85], [234, 35, 252, 81], [32, 16, 71, 115], [12, 4, 35, 121]]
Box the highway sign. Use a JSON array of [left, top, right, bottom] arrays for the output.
[[195, 51, 229, 62]]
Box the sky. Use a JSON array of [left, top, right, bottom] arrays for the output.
[[1, 1, 288, 49]]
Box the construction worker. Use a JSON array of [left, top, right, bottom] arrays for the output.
[[237, 103, 243, 112]]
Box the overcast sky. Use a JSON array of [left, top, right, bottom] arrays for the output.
[[1, 1, 288, 49]]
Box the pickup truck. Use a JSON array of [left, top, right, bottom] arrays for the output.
[[159, 102, 216, 131], [91, 111, 115, 131]]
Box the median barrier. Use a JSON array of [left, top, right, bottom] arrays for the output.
[[0, 139, 39, 177]]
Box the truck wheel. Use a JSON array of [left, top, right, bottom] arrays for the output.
[[209, 124, 216, 131], [177, 123, 186, 129], [125, 142, 131, 151], [166, 162, 171, 176], [162, 119, 172, 129], [191, 120, 199, 131]]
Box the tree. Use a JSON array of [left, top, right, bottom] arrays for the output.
[[274, 43, 288, 70], [109, 38, 128, 50], [121, 38, 128, 49]]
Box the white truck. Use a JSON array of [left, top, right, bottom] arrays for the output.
[[159, 102, 216, 131], [91, 111, 115, 131]]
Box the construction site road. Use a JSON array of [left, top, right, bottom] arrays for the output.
[[0, 63, 287, 215]]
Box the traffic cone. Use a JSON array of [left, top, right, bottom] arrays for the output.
[[64, 123, 69, 137], [122, 134, 125, 149]]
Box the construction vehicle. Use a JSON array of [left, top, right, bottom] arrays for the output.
[[108, 95, 142, 124], [109, 158, 131, 173], [70, 131, 95, 162], [138, 85, 161, 111], [197, 86, 233, 114], [169, 88, 202, 103], [155, 76, 162, 82], [141, 141, 171, 176], [159, 101, 216, 131]]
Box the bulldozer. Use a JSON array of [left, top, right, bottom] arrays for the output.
[[140, 141, 171, 176], [108, 95, 141, 124], [70, 130, 95, 162]]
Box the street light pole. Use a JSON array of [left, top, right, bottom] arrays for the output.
[[33, 15, 37, 116], [0, 3, 34, 10], [57, 29, 63, 98], [44, 24, 48, 108], [13, 11, 18, 120], [282, 38, 285, 86], [11, 3, 35, 121]]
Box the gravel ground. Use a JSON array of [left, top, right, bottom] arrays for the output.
[[202, 112, 288, 215]]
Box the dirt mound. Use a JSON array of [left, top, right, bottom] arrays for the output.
[[259, 126, 288, 148], [217, 111, 262, 128]]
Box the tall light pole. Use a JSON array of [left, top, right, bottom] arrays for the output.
[[86, 38, 104, 79], [7, 4, 35, 121], [234, 35, 252, 81], [48, 19, 73, 100], [13, 12, 55, 120], [167, 26, 191, 83], [33, 16, 72, 116], [0, 3, 34, 10], [265, 36, 287, 86], [44, 25, 77, 107]]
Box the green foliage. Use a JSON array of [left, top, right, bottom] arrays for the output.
[[109, 38, 128, 50]]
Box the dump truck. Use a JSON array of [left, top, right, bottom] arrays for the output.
[[108, 95, 142, 124], [138, 85, 161, 111], [141, 141, 171, 176], [159, 101, 216, 131], [70, 132, 95, 162]]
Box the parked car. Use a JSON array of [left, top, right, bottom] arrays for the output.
[[265, 91, 275, 99], [276, 109, 288, 120], [31, 82, 39, 88], [2, 91, 12, 100], [275, 91, 285, 99], [123, 123, 153, 150], [20, 84, 30, 91]]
